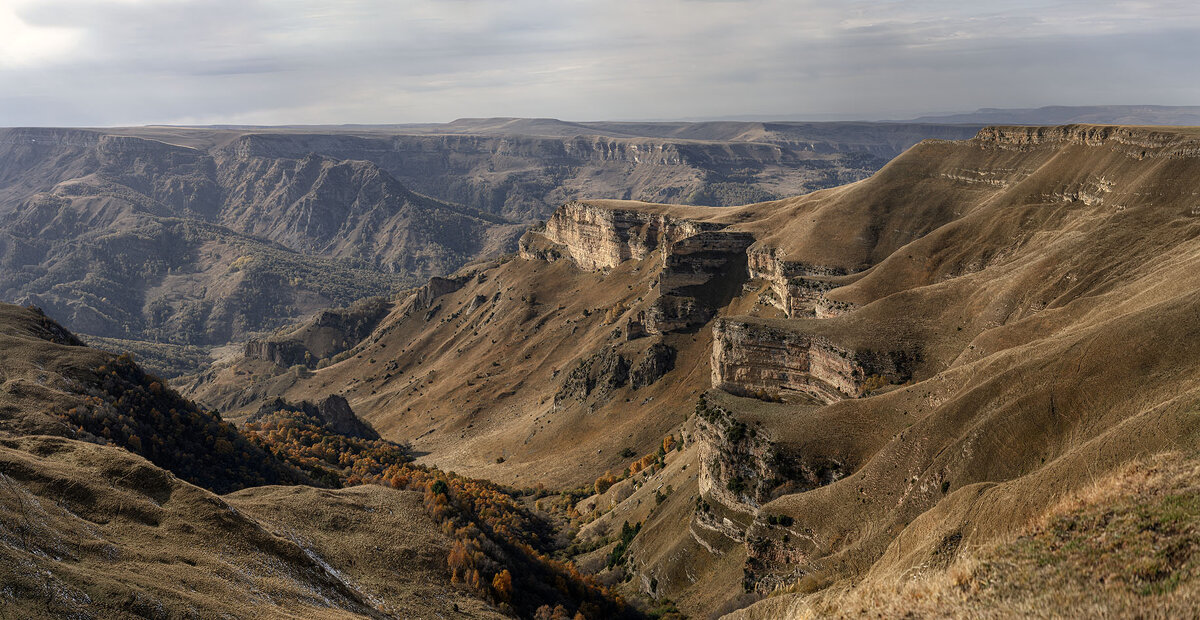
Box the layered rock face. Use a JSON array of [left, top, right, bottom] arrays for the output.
[[711, 318, 916, 403], [523, 200, 758, 333], [973, 123, 1200, 156], [244, 338, 310, 368], [649, 230, 756, 333], [746, 245, 852, 318], [527, 201, 722, 270]]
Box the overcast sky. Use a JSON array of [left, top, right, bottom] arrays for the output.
[[1, 0, 1198, 126]]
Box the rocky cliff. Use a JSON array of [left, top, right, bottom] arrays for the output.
[[523, 200, 722, 270], [746, 245, 855, 318], [711, 317, 917, 403]]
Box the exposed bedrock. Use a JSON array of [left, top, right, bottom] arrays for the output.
[[746, 244, 856, 318], [648, 230, 756, 333], [412, 275, 468, 310], [695, 399, 781, 514], [693, 393, 847, 517], [520, 200, 724, 271], [973, 123, 1200, 157], [522, 200, 759, 333], [554, 340, 677, 406], [244, 339, 309, 368], [711, 317, 917, 404], [249, 394, 379, 440]]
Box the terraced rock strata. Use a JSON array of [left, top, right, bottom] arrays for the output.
[[711, 317, 917, 403], [529, 200, 723, 271]]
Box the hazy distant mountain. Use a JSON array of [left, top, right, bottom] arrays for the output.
[[907, 105, 1200, 126], [0, 128, 521, 375]]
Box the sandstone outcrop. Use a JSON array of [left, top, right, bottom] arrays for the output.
[[973, 123, 1200, 157], [244, 338, 310, 368], [523, 200, 759, 333], [711, 317, 916, 404], [648, 230, 756, 333], [413, 276, 467, 310]]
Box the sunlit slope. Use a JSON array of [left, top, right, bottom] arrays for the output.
[[183, 125, 1200, 617]]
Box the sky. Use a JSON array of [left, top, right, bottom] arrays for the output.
[[1, 0, 1198, 126]]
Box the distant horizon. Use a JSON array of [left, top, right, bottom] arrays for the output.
[[6, 103, 1200, 130]]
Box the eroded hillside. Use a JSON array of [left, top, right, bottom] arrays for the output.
[[185, 124, 1200, 617], [0, 128, 523, 379]]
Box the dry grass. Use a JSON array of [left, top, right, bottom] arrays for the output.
[[0, 435, 502, 619], [738, 451, 1200, 619]]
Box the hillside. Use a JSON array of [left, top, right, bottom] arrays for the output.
[[100, 120, 981, 220], [0, 301, 510, 617], [0, 128, 521, 376], [183, 124, 1200, 617]]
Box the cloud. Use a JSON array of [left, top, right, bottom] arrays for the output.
[[0, 0, 1197, 125]]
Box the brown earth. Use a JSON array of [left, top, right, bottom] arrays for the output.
[[182, 124, 1200, 617]]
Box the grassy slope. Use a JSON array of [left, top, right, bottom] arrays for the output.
[[0, 435, 501, 619], [180, 125, 1200, 618], [0, 302, 503, 618], [731, 451, 1200, 619]]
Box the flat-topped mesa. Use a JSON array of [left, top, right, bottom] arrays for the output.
[[747, 245, 856, 318], [972, 124, 1200, 158], [519, 200, 724, 270], [711, 317, 916, 404]]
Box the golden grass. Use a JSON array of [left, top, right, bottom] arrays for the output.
[[740, 451, 1200, 619]]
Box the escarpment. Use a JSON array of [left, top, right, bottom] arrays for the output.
[[746, 245, 857, 318], [711, 317, 917, 404], [973, 123, 1200, 157], [521, 200, 761, 334], [521, 200, 726, 270]]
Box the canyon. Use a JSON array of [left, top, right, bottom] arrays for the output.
[[3, 122, 1200, 618], [0, 120, 976, 377]]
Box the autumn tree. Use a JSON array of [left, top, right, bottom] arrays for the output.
[[492, 569, 513, 602]]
